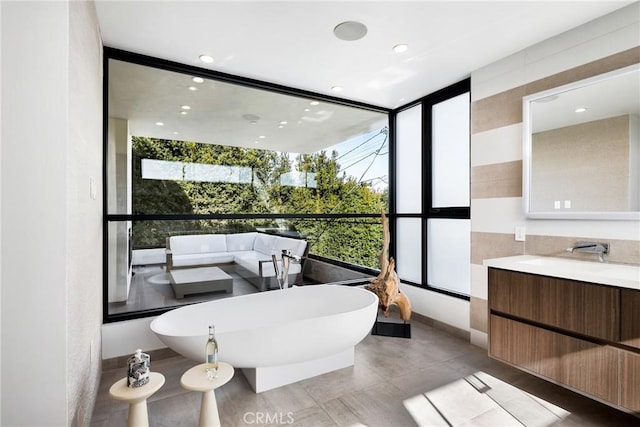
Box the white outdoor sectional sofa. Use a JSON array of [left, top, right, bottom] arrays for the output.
[[165, 232, 308, 291]]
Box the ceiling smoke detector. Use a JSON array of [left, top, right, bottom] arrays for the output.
[[333, 21, 368, 41]]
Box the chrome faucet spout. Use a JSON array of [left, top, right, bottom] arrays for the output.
[[566, 241, 609, 262], [272, 249, 304, 289]]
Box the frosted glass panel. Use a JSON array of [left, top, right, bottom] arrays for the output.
[[396, 105, 422, 213], [432, 93, 470, 207], [396, 218, 422, 283], [427, 218, 470, 295]]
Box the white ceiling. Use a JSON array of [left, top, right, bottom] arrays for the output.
[[95, 0, 633, 109]]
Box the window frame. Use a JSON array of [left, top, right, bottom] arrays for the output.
[[391, 78, 471, 301]]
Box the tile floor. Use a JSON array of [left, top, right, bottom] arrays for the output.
[[91, 319, 639, 426]]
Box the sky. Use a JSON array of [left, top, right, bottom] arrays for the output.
[[300, 127, 389, 192]]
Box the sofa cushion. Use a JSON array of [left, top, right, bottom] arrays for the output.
[[273, 236, 307, 258], [132, 248, 166, 265], [253, 233, 277, 255], [172, 253, 234, 268], [169, 234, 227, 255], [232, 250, 301, 277], [252, 233, 307, 258], [226, 232, 257, 251]]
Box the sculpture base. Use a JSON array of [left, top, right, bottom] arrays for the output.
[[371, 316, 411, 338]]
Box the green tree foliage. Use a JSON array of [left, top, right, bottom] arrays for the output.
[[131, 136, 387, 269]]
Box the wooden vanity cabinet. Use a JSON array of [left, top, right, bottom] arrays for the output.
[[488, 267, 640, 413]]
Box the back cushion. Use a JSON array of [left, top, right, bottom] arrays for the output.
[[273, 236, 307, 258], [169, 234, 227, 254], [253, 233, 277, 255], [226, 232, 257, 251]]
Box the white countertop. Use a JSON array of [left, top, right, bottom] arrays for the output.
[[483, 255, 640, 291]]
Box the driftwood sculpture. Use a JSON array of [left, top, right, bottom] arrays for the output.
[[365, 212, 412, 321]]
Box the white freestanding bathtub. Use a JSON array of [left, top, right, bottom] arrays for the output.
[[150, 284, 378, 392]]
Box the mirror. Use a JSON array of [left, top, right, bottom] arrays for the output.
[[523, 63, 640, 220]]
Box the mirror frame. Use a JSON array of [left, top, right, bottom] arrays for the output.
[[522, 63, 640, 220]]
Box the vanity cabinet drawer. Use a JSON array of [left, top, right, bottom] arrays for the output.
[[489, 315, 619, 405], [620, 349, 640, 412], [621, 289, 640, 349], [489, 315, 558, 379], [488, 268, 619, 341]]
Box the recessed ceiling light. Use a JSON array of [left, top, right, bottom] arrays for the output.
[[192, 77, 204, 83], [309, 101, 320, 106], [188, 86, 198, 91], [393, 44, 408, 53], [181, 105, 191, 110], [173, 131, 179, 135], [279, 121, 288, 125], [331, 86, 343, 92], [278, 125, 284, 129], [199, 54, 214, 64], [575, 107, 587, 113], [333, 21, 368, 41], [155, 122, 164, 126], [304, 108, 311, 112], [259, 135, 266, 139], [254, 141, 260, 144], [180, 111, 188, 115]]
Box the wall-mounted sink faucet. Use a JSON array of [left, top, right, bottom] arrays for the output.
[[566, 241, 610, 262]]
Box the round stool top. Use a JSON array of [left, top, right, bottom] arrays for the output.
[[109, 372, 165, 402], [180, 362, 234, 392]]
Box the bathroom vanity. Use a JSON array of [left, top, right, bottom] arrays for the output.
[[484, 255, 640, 413]]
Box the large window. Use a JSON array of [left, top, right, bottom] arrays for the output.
[[104, 49, 389, 321], [393, 79, 471, 298]]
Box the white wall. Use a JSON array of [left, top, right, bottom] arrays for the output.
[[102, 317, 167, 360], [0, 2, 3, 422], [1, 2, 69, 424], [67, 1, 103, 424], [400, 285, 470, 332], [1, 1, 103, 425]]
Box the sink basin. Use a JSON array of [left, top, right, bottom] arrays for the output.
[[519, 258, 559, 266], [596, 267, 640, 282]]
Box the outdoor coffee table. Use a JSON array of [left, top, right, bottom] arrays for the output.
[[169, 266, 233, 298]]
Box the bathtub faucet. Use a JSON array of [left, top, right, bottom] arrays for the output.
[[272, 249, 303, 289]]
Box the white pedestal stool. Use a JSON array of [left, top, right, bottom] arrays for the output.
[[109, 372, 165, 427], [180, 362, 234, 427]]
